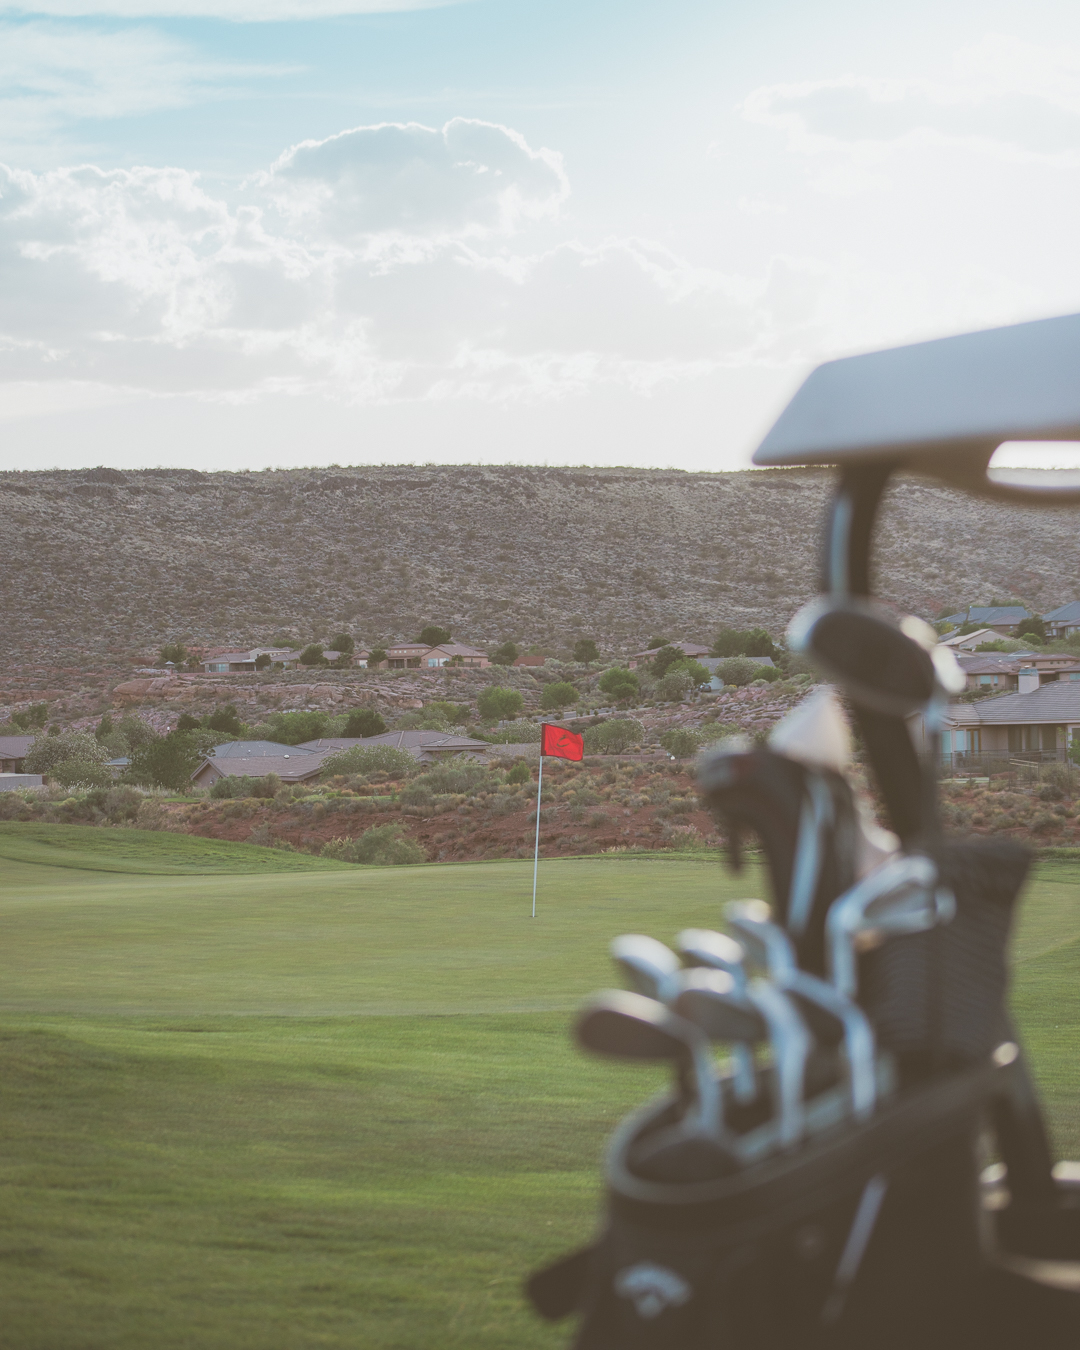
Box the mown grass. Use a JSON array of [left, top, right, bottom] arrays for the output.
[[0, 844, 1078, 1348], [0, 822, 355, 874]]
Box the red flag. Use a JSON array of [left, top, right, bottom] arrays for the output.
[[540, 723, 584, 761]]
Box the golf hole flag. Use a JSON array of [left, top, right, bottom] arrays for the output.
[[540, 723, 584, 761], [531, 723, 585, 917]]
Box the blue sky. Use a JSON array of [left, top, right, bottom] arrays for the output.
[[3, 0, 1080, 471]]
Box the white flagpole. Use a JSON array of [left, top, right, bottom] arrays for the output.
[[531, 749, 545, 918]]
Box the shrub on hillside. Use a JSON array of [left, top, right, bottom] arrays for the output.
[[342, 707, 388, 738], [206, 704, 243, 736], [598, 667, 639, 703], [25, 731, 109, 777], [83, 785, 145, 823], [269, 711, 331, 745], [716, 657, 764, 687], [210, 773, 282, 800], [51, 758, 113, 788], [401, 762, 496, 802], [584, 718, 645, 755], [711, 626, 779, 660], [321, 823, 426, 865], [506, 760, 531, 785], [660, 728, 705, 757], [477, 686, 524, 721], [125, 731, 205, 791], [655, 669, 693, 701], [319, 745, 416, 779], [541, 681, 577, 710], [478, 722, 542, 744], [573, 639, 599, 663], [491, 640, 520, 666]]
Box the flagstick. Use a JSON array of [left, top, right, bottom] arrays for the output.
[[531, 752, 544, 918]]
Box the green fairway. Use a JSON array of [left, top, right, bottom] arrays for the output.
[[1, 850, 1079, 1348], [0, 822, 355, 875]]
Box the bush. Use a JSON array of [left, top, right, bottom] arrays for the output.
[[125, 732, 205, 791], [255, 653, 272, 670], [506, 760, 532, 785], [598, 667, 639, 703], [716, 657, 764, 687], [477, 686, 525, 721], [51, 758, 113, 788], [159, 642, 188, 666], [660, 729, 705, 757], [573, 639, 599, 664], [12, 703, 49, 730], [83, 785, 145, 823], [584, 718, 645, 755], [491, 641, 519, 666], [176, 713, 201, 732], [478, 722, 542, 744], [541, 681, 577, 710], [711, 627, 779, 660], [424, 701, 469, 727], [342, 708, 388, 738], [269, 711, 331, 745], [419, 625, 452, 647], [210, 773, 282, 800], [25, 731, 110, 777], [321, 823, 426, 865], [207, 704, 243, 736], [117, 714, 159, 749], [655, 669, 693, 701], [319, 745, 416, 779], [401, 762, 496, 802]]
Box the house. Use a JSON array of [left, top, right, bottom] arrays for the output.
[[0, 735, 36, 772], [299, 730, 493, 763], [940, 628, 1007, 651], [0, 773, 43, 791], [208, 740, 311, 758], [955, 652, 1080, 692], [419, 643, 489, 669], [191, 754, 328, 789], [917, 681, 1080, 763], [1043, 602, 1080, 640], [939, 606, 1032, 637], [200, 647, 295, 673], [627, 642, 711, 670]]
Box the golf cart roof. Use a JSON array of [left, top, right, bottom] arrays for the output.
[[753, 312, 1080, 490]]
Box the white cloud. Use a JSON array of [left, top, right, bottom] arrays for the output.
[[0, 0, 447, 17], [0, 21, 288, 147], [0, 120, 778, 412]]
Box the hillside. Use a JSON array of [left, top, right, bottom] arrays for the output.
[[3, 464, 1079, 666]]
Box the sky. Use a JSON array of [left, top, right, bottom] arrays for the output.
[[3, 0, 1080, 472]]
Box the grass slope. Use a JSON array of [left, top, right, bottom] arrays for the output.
[[0, 822, 355, 874], [1, 854, 1078, 1349]]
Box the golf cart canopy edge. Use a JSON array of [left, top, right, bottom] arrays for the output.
[[753, 311, 1080, 502]]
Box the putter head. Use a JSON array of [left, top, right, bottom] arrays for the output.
[[676, 929, 747, 990], [610, 934, 682, 1003], [576, 990, 703, 1064], [672, 968, 766, 1045], [726, 900, 798, 981]]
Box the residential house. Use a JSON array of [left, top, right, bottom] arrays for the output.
[[208, 740, 309, 758], [940, 628, 1008, 651], [919, 681, 1080, 763], [299, 730, 492, 763], [420, 643, 489, 669], [200, 647, 295, 673], [0, 735, 35, 772], [191, 754, 328, 789], [939, 605, 1032, 637], [1043, 602, 1080, 641], [0, 773, 42, 791], [627, 642, 711, 670]]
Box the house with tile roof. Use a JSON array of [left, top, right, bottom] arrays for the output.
[[1043, 602, 1080, 640], [918, 681, 1080, 764], [939, 605, 1032, 636]]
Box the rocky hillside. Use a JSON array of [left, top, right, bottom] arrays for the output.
[[3, 464, 1079, 667]]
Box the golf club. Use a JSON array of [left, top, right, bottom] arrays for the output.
[[826, 854, 955, 997], [675, 930, 756, 1102], [726, 900, 799, 982], [609, 933, 682, 1004]]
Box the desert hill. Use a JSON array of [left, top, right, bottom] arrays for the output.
[[2, 464, 1078, 664]]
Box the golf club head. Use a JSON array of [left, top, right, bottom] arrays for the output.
[[610, 933, 682, 1003], [697, 744, 859, 977], [782, 969, 878, 1121], [676, 929, 748, 993], [726, 900, 798, 982], [672, 967, 766, 1045], [576, 990, 699, 1064], [745, 980, 812, 1148]]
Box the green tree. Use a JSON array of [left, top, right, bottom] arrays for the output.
[[117, 715, 159, 749], [1016, 616, 1046, 642], [94, 713, 114, 742], [367, 647, 388, 668], [649, 645, 685, 679], [419, 624, 452, 647], [52, 759, 113, 788], [506, 760, 532, 785], [159, 642, 188, 666], [342, 708, 388, 738], [540, 681, 577, 710], [584, 718, 645, 755], [717, 656, 762, 687], [268, 711, 331, 745], [254, 653, 272, 670], [646, 636, 670, 650], [711, 627, 779, 660], [320, 745, 417, 779], [477, 686, 525, 721], [598, 667, 640, 704], [299, 643, 327, 667], [573, 638, 599, 664], [660, 728, 706, 757], [206, 704, 242, 736], [12, 703, 49, 730], [330, 632, 355, 654], [126, 732, 205, 791], [25, 731, 109, 777], [425, 701, 469, 726], [491, 641, 520, 666], [655, 668, 693, 701], [176, 713, 201, 732]]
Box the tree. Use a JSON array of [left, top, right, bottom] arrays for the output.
[[477, 686, 525, 721], [126, 732, 204, 791], [425, 700, 469, 726], [583, 718, 645, 755], [206, 704, 242, 736], [419, 624, 452, 647], [655, 668, 693, 701], [299, 643, 327, 667], [176, 713, 201, 732], [367, 647, 388, 668], [711, 627, 779, 660], [25, 731, 109, 777], [660, 728, 705, 757], [268, 711, 331, 745], [649, 645, 685, 679], [94, 713, 114, 742], [1017, 615, 1046, 642], [506, 760, 532, 785], [540, 681, 577, 710], [117, 715, 158, 749], [716, 656, 761, 687], [646, 637, 669, 650], [491, 641, 520, 666], [52, 758, 113, 788], [320, 745, 417, 779], [330, 632, 355, 654], [12, 703, 49, 730], [159, 642, 188, 666], [573, 639, 599, 664], [598, 667, 640, 704], [342, 708, 388, 738], [254, 653, 272, 670]]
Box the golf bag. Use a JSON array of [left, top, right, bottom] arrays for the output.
[[525, 389, 1080, 1346]]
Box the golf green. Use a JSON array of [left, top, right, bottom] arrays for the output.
[[1, 840, 1078, 1348]]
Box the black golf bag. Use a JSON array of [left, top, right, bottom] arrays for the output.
[[526, 315, 1080, 1347]]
